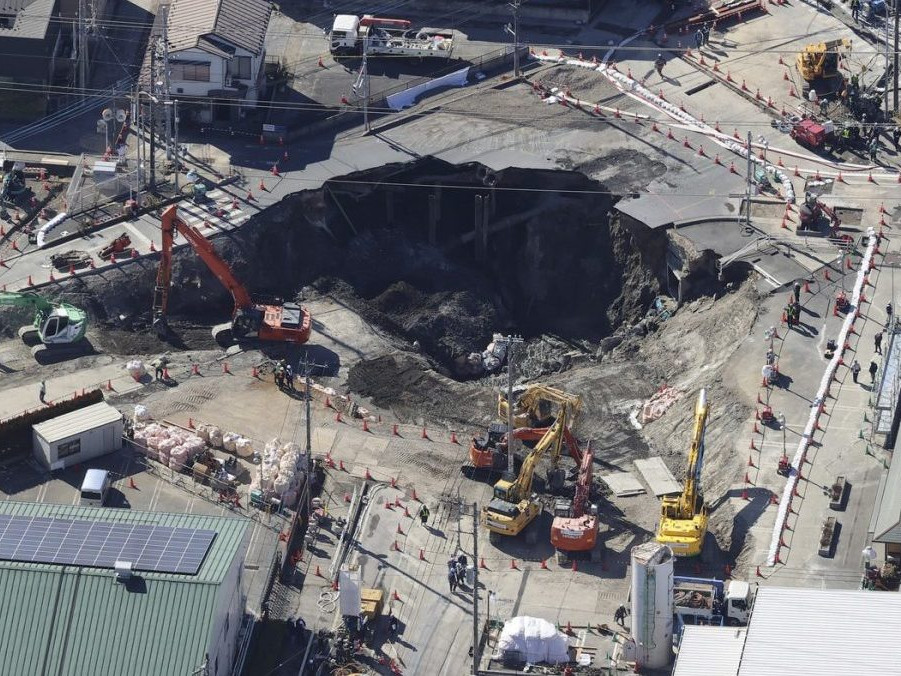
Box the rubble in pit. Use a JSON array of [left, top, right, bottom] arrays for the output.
[[18, 158, 672, 380]]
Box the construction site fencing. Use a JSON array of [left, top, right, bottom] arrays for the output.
[[65, 154, 140, 216]]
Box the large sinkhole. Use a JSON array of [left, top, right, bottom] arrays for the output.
[[71, 158, 671, 374]]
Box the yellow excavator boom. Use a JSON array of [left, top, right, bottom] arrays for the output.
[[498, 384, 582, 428], [656, 388, 710, 557], [483, 407, 569, 537]]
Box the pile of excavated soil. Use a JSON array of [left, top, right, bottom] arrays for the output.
[[346, 353, 497, 427]]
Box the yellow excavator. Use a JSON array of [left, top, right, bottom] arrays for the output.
[[481, 407, 569, 541], [498, 384, 582, 428], [656, 388, 710, 557], [796, 38, 852, 97]]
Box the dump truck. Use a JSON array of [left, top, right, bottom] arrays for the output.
[[673, 576, 754, 626], [329, 14, 454, 58]]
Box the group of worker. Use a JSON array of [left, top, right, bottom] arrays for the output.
[[274, 359, 295, 391], [446, 553, 469, 593], [692, 23, 712, 50]]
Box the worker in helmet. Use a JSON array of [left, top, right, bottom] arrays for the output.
[[655, 53, 666, 76]]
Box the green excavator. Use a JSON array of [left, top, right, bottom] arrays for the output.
[[0, 291, 89, 361]]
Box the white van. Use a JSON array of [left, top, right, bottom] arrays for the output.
[[80, 469, 111, 506]]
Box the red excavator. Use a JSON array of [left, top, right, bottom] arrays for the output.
[[152, 205, 312, 344], [550, 441, 599, 563], [469, 423, 583, 470]]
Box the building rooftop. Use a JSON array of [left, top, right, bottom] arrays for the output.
[[672, 587, 901, 675], [167, 0, 272, 56], [0, 501, 249, 676], [673, 626, 746, 676], [32, 401, 123, 443], [0, 0, 54, 40], [871, 454, 901, 543]]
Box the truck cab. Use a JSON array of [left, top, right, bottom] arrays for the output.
[[330, 15, 361, 54], [723, 580, 752, 625]]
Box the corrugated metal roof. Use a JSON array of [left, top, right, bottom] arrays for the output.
[[872, 455, 901, 543], [738, 587, 901, 675], [673, 626, 745, 676], [32, 402, 123, 444], [167, 0, 272, 55], [0, 502, 249, 676]]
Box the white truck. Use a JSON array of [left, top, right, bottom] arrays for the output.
[[329, 14, 454, 58], [673, 577, 754, 626]]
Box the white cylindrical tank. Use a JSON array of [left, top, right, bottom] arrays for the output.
[[629, 541, 674, 669]]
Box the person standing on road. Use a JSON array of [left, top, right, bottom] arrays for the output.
[[418, 504, 430, 526], [39, 380, 46, 404], [285, 364, 295, 391], [869, 136, 879, 163], [793, 281, 802, 304], [614, 605, 627, 626], [893, 127, 901, 153], [702, 23, 712, 45], [447, 566, 457, 593], [655, 53, 666, 77], [875, 331, 883, 355], [851, 0, 861, 22], [694, 28, 703, 49], [887, 303, 893, 324], [851, 360, 861, 383], [870, 360, 879, 384]]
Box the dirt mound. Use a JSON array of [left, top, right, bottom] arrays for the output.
[[346, 353, 496, 426]]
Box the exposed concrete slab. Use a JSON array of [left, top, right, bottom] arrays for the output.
[[634, 457, 681, 496], [600, 472, 646, 497]]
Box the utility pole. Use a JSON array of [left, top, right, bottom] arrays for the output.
[[471, 503, 480, 676], [894, 0, 899, 112], [173, 99, 180, 192], [304, 358, 313, 517], [497, 335, 523, 476], [148, 51, 156, 192], [75, 0, 89, 99], [745, 131, 753, 226], [160, 6, 173, 162], [505, 0, 521, 77], [362, 37, 370, 132]]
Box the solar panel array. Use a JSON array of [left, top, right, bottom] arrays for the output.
[[0, 514, 216, 575]]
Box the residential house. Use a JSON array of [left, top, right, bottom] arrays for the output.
[[161, 0, 272, 121]]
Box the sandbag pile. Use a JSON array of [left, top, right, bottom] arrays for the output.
[[132, 423, 207, 470], [249, 438, 308, 508]]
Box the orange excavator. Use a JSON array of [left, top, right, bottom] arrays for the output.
[[469, 423, 582, 470], [550, 440, 599, 563], [152, 205, 312, 344]]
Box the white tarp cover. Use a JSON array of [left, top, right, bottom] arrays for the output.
[[493, 616, 569, 664], [386, 66, 469, 110]]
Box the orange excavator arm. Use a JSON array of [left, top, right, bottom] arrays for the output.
[[153, 205, 253, 331]]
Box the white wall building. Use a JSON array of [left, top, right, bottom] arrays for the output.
[[162, 0, 272, 120], [32, 401, 123, 470]]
